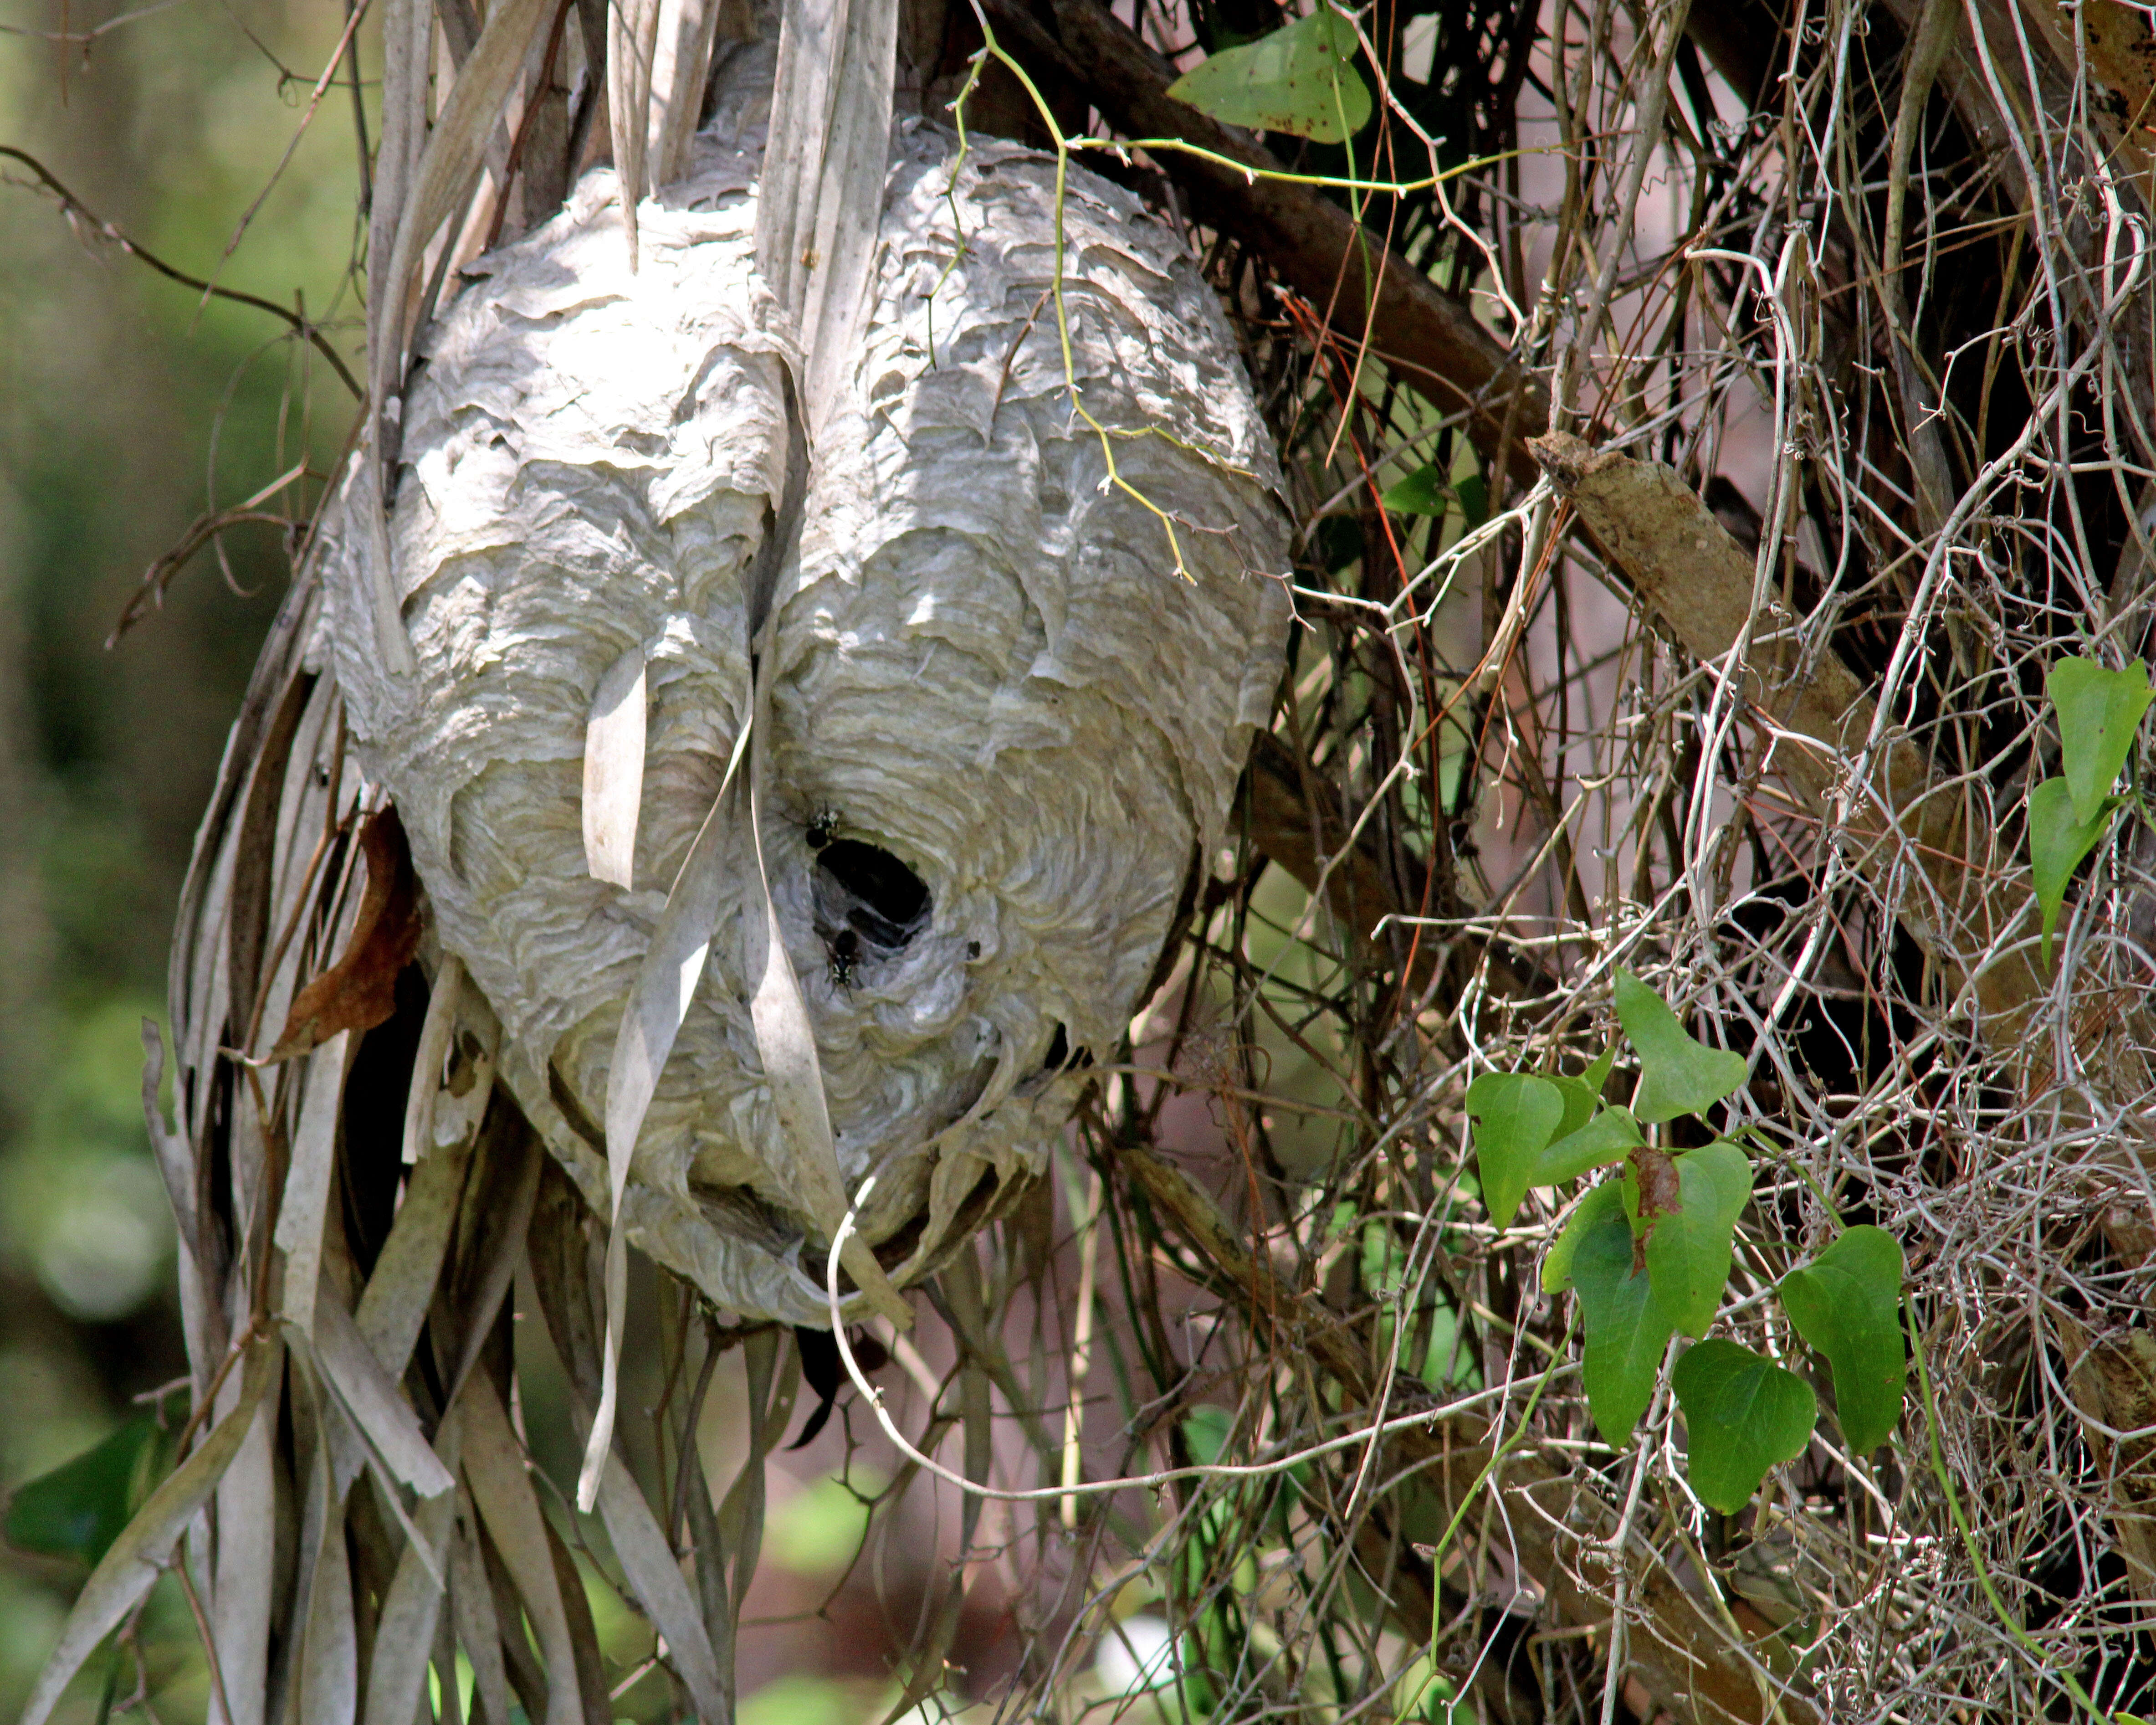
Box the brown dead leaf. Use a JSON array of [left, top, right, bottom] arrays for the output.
[[266, 807, 422, 1061], [1629, 1146, 1681, 1218], [1628, 1146, 1681, 1272]]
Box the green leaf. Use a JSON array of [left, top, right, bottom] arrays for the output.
[[1164, 6, 1373, 144], [2028, 775, 2115, 968], [1381, 464, 1449, 516], [1360, 1220, 1425, 1301], [2047, 655, 2154, 827], [1549, 1077, 1598, 1144], [1533, 1105, 1642, 1186], [4, 1415, 162, 1566], [1614, 968, 1748, 1124], [1672, 1340, 1818, 1513], [1568, 1186, 1674, 1445], [1644, 1142, 1752, 1338], [1379, 465, 1493, 530], [1183, 1404, 1235, 1466], [1546, 1044, 1617, 1142], [1778, 1225, 1907, 1453], [1454, 473, 1490, 530], [1542, 1178, 1619, 1294], [1465, 1071, 1563, 1230]]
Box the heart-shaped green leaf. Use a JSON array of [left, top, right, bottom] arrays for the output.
[[1645, 1142, 1753, 1338], [1542, 1178, 1617, 1294], [1549, 1076, 1598, 1144], [1778, 1225, 1906, 1454], [2047, 655, 2154, 827], [1615, 968, 1748, 1124], [1465, 1071, 1563, 1229], [1672, 1340, 1817, 1513], [1534, 1105, 1642, 1186], [1379, 466, 1494, 531], [1545, 1043, 1617, 1142], [2028, 775, 2115, 969], [1563, 1183, 1673, 1445], [1453, 473, 1490, 530], [1164, 6, 1373, 143], [1381, 464, 1449, 516], [4, 1413, 162, 1565]]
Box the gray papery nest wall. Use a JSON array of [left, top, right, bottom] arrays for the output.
[[316, 57, 1291, 1325]]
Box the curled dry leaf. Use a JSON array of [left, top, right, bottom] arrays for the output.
[[590, 1450, 728, 1722], [266, 808, 422, 1063], [275, 1031, 354, 1335], [292, 1437, 359, 1725], [311, 1295, 456, 1502], [399, 954, 464, 1165], [360, 1484, 461, 1725]]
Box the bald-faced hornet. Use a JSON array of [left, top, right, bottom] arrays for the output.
[[828, 927, 860, 990], [806, 807, 841, 851]]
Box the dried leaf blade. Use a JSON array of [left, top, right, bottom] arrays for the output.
[[582, 645, 649, 888], [18, 1336, 280, 1725]]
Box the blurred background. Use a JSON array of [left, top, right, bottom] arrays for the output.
[[1, 0, 357, 1704]]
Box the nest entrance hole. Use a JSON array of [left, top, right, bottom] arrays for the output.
[[811, 835, 932, 978]]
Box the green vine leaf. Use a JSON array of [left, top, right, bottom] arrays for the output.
[[1614, 968, 1747, 1124], [1535, 1104, 1642, 1186], [2047, 654, 2154, 827], [1582, 1040, 1618, 1090], [1163, 6, 1373, 144], [1542, 1178, 1614, 1294], [1453, 473, 1490, 530], [1672, 1340, 1818, 1513], [3, 1413, 163, 1566], [1778, 1225, 1907, 1453], [1380, 464, 1449, 515], [1465, 1072, 1563, 1229], [1644, 1142, 1753, 1339], [1547, 1043, 1618, 1141], [1561, 1182, 1673, 1445], [1380, 466, 1492, 531], [2028, 775, 2115, 968], [1550, 1076, 1598, 1144]]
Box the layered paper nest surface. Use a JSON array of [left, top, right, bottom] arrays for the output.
[[317, 85, 1292, 1324]]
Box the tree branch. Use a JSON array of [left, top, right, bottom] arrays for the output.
[[977, 0, 1550, 485], [0, 146, 364, 400]]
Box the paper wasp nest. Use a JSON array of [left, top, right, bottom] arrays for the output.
[[319, 83, 1291, 1325]]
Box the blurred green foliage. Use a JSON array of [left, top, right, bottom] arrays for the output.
[[3, 1404, 168, 1566], [738, 1675, 883, 1725], [0, 0, 364, 1713], [764, 1468, 884, 1577]]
